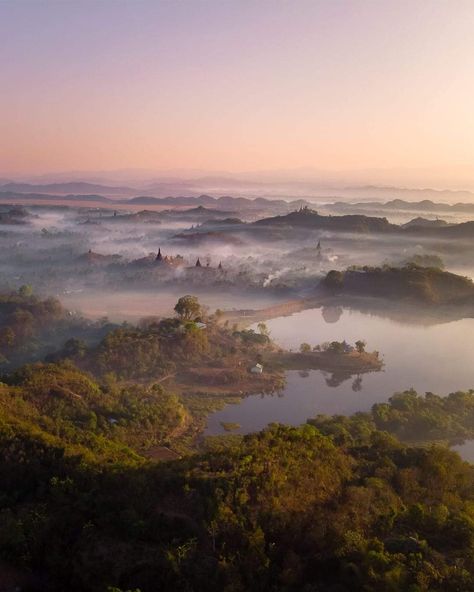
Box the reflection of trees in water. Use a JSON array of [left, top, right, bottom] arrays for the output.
[[324, 371, 353, 387], [338, 297, 468, 327], [298, 370, 310, 378], [322, 305, 343, 324], [324, 371, 364, 389], [257, 388, 285, 398]]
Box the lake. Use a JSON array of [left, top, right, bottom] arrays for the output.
[[451, 441, 474, 463], [205, 306, 474, 436]]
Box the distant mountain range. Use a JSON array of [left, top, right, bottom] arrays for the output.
[[1, 187, 473, 239], [0, 190, 311, 212], [253, 208, 474, 239], [1, 181, 474, 220], [338, 186, 474, 202], [3, 179, 474, 203], [0, 191, 113, 203], [0, 182, 135, 197], [332, 198, 474, 213], [127, 194, 311, 211], [410, 220, 474, 239]]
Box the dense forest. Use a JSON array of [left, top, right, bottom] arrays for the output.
[[311, 389, 474, 445], [2, 290, 474, 590], [3, 403, 474, 591], [0, 287, 116, 371], [324, 264, 474, 305]]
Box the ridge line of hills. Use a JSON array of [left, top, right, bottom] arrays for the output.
[[2, 181, 474, 213], [252, 208, 474, 238], [0, 189, 311, 210], [1, 194, 474, 238], [333, 198, 474, 213]]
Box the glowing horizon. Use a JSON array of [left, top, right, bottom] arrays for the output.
[[1, 0, 474, 188]]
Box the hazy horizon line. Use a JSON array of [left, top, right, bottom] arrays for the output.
[[2, 165, 474, 194]]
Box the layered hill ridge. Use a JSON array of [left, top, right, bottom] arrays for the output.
[[254, 206, 396, 233], [324, 265, 474, 305], [253, 207, 474, 238]]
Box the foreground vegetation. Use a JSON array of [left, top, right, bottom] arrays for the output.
[[311, 388, 474, 445], [4, 399, 474, 591], [3, 291, 474, 590]]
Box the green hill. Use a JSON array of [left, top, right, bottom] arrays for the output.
[[324, 264, 474, 305]]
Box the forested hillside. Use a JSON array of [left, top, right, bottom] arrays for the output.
[[0, 288, 116, 370], [1, 291, 474, 591], [2, 414, 474, 591], [324, 264, 474, 305]]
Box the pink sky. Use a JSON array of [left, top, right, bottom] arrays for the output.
[[1, 0, 474, 187]]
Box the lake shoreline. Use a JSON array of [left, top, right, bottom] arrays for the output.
[[165, 346, 383, 451], [219, 293, 474, 329], [205, 304, 474, 437], [268, 349, 383, 374]]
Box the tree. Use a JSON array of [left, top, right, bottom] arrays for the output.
[[18, 284, 33, 298], [300, 343, 311, 353], [174, 295, 202, 321], [324, 270, 344, 291], [0, 327, 15, 350], [328, 341, 344, 354], [257, 322, 269, 337], [62, 338, 87, 358], [355, 340, 366, 354]]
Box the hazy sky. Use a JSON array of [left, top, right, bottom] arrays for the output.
[[1, 0, 474, 186]]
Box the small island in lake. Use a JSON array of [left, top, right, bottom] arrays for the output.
[[269, 339, 382, 374]]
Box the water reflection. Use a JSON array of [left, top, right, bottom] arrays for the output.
[[451, 440, 474, 463], [205, 307, 474, 436], [322, 305, 343, 324]]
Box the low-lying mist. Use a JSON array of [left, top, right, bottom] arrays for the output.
[[0, 201, 472, 324]]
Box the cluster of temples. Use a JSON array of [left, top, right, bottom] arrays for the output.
[[154, 248, 223, 271]]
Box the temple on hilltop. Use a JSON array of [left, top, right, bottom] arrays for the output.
[[294, 205, 317, 216], [151, 248, 185, 268]]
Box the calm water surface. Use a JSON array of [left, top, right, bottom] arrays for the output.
[[451, 441, 474, 463], [205, 307, 474, 436]]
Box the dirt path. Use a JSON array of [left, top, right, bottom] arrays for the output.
[[156, 372, 176, 383], [219, 298, 315, 329]]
